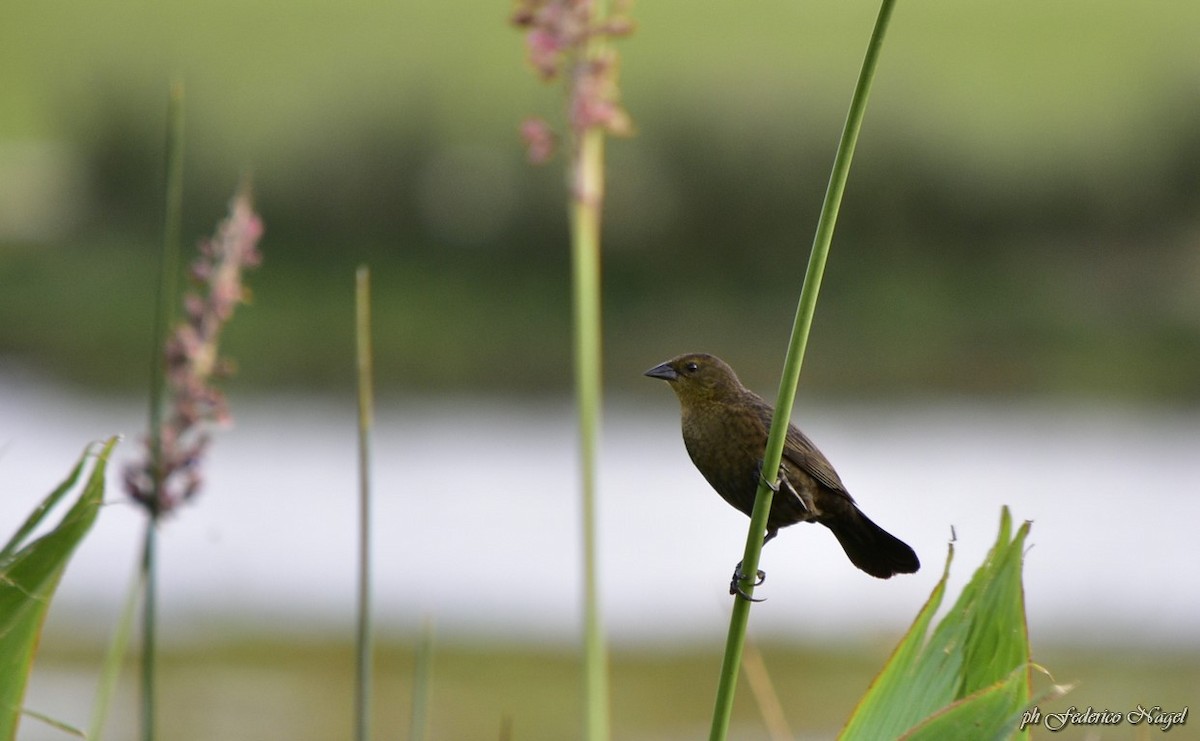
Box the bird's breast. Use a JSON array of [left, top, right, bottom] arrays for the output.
[[679, 401, 767, 508]]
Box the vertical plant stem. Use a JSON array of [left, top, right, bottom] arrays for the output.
[[408, 618, 434, 741], [140, 81, 185, 741], [708, 1, 897, 739], [354, 266, 375, 741], [572, 121, 609, 741], [740, 639, 793, 741], [88, 559, 145, 741], [149, 82, 185, 477], [572, 1, 613, 737], [138, 524, 158, 741]]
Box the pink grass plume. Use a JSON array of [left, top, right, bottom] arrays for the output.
[[125, 182, 263, 516]]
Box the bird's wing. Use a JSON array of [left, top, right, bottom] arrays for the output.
[[746, 392, 852, 497], [782, 423, 852, 496]]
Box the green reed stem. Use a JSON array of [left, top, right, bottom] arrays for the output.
[[409, 618, 435, 741], [572, 2, 614, 738], [137, 525, 157, 741], [88, 561, 144, 741], [708, 2, 897, 738], [148, 83, 185, 488], [354, 266, 375, 741], [140, 81, 185, 741], [572, 121, 610, 741]]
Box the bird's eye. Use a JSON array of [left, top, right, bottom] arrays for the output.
[[685, 362, 699, 373]]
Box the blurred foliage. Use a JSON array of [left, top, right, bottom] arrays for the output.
[[1, 0, 1198, 397], [0, 438, 116, 740], [841, 508, 1037, 739]]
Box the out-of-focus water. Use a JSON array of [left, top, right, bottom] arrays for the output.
[[2, 372, 1198, 648]]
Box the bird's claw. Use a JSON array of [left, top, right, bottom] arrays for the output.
[[755, 462, 781, 493], [729, 565, 767, 602]]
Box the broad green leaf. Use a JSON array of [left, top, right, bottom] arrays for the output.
[[0, 452, 89, 565], [841, 539, 957, 736], [900, 664, 1029, 741], [0, 437, 118, 741], [903, 664, 1075, 741], [840, 507, 1034, 740]]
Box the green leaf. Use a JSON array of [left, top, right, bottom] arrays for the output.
[[0, 437, 119, 741], [900, 665, 1029, 741], [0, 451, 89, 565], [839, 506, 1033, 740]]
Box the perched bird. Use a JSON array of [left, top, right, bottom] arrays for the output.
[[645, 353, 919, 591]]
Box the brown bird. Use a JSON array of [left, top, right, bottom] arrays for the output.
[[645, 353, 919, 593]]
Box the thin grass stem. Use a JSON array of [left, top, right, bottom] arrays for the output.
[[139, 80, 185, 741], [138, 522, 157, 741], [88, 561, 146, 741], [408, 618, 434, 741], [354, 265, 375, 741], [148, 82, 185, 488], [740, 638, 793, 741], [708, 2, 897, 738]]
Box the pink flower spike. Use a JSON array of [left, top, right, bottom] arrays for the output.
[[526, 28, 564, 80], [520, 117, 558, 164], [123, 181, 264, 517]]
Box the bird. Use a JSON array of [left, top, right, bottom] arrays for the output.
[[644, 352, 919, 595]]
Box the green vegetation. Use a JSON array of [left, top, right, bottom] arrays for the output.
[[0, 438, 117, 740], [842, 509, 1039, 739], [2, 1, 1199, 397], [354, 266, 375, 741], [714, 2, 899, 736], [1, 2, 1192, 739]]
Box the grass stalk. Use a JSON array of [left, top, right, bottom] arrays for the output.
[[740, 639, 793, 741], [569, 3, 616, 739], [87, 562, 145, 741], [408, 618, 434, 741], [354, 266, 375, 741], [139, 81, 185, 741], [148, 82, 185, 488], [571, 121, 609, 741], [512, 2, 629, 735], [137, 525, 158, 741], [707, 1, 897, 739]]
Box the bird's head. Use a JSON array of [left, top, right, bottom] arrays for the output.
[[643, 353, 745, 404]]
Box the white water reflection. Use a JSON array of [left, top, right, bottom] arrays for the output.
[[2, 372, 1198, 648]]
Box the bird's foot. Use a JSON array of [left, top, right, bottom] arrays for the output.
[[760, 475, 781, 493], [729, 561, 767, 602], [759, 461, 809, 515], [755, 463, 781, 493]]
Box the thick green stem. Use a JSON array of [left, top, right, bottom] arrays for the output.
[[354, 266, 375, 741], [708, 1, 897, 738], [572, 122, 610, 741], [571, 0, 614, 737]]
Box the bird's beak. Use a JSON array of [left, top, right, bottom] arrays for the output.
[[643, 362, 679, 381]]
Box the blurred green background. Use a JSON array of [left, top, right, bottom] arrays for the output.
[[3, 0, 1198, 398]]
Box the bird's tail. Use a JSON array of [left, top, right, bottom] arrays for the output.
[[828, 507, 920, 579]]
